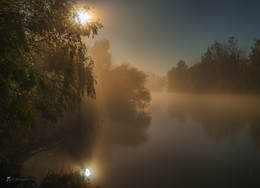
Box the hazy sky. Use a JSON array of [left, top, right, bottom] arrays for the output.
[[85, 0, 260, 75]]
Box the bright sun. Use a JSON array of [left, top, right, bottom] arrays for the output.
[[75, 10, 92, 25], [85, 168, 91, 177]]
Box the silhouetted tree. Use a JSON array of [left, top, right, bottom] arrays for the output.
[[167, 37, 255, 93], [248, 39, 260, 91], [167, 60, 188, 92]]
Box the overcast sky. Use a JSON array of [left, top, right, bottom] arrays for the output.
[[85, 0, 260, 75]]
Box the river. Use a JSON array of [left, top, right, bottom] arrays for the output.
[[22, 93, 260, 188]]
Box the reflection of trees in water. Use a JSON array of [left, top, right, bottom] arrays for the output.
[[249, 120, 260, 147], [168, 93, 260, 145], [105, 109, 151, 147], [39, 172, 91, 188], [0, 97, 99, 180], [15, 101, 151, 186], [3, 172, 92, 188], [93, 98, 151, 162], [107, 111, 151, 147]]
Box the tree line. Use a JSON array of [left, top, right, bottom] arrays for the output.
[[167, 37, 260, 93]]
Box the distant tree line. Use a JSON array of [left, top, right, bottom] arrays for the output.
[[167, 37, 260, 93]]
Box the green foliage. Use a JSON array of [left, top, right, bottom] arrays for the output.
[[167, 37, 260, 93], [0, 0, 102, 140]]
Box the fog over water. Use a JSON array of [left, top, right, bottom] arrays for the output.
[[19, 40, 260, 187], [18, 39, 260, 188], [2, 1, 260, 187], [21, 92, 260, 188]]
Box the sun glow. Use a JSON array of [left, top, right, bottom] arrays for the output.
[[85, 168, 91, 177], [75, 10, 92, 25]]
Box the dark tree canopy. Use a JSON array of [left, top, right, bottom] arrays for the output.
[[249, 39, 260, 88], [0, 0, 102, 141], [167, 37, 260, 93]]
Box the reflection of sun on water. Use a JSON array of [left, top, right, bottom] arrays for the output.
[[85, 168, 91, 177], [77, 159, 103, 186], [77, 163, 98, 180]]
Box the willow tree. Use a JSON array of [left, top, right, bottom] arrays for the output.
[[0, 0, 102, 141]]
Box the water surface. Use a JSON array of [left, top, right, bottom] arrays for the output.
[[95, 93, 260, 188], [22, 93, 260, 188]]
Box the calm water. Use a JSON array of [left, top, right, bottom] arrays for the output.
[[22, 93, 260, 188]]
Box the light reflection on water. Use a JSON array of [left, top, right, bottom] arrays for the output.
[[22, 93, 260, 187]]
